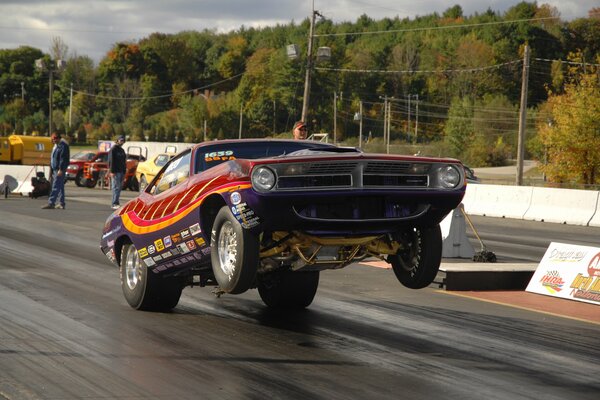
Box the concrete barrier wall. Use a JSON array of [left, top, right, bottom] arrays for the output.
[[523, 187, 599, 225], [463, 184, 533, 219], [463, 183, 600, 227]]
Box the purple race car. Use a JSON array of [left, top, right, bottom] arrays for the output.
[[100, 139, 466, 311]]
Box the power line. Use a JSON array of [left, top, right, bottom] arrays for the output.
[[313, 16, 560, 37], [56, 72, 245, 100], [316, 60, 521, 75]]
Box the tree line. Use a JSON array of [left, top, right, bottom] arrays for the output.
[[0, 2, 599, 184]]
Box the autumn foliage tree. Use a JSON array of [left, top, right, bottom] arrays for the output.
[[538, 56, 600, 185]]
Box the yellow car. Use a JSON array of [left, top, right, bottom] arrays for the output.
[[135, 152, 175, 192]]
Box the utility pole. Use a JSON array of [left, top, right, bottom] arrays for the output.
[[414, 94, 419, 145], [516, 44, 530, 186], [407, 94, 411, 142], [20, 82, 25, 101], [239, 104, 243, 139], [203, 120, 207, 142], [301, 0, 318, 123], [386, 101, 392, 154], [69, 83, 73, 129], [359, 100, 363, 149], [48, 70, 54, 135], [382, 95, 388, 146], [333, 92, 337, 144]]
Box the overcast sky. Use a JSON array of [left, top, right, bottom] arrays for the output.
[[0, 0, 595, 64]]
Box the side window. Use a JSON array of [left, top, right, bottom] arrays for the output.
[[155, 154, 170, 167], [151, 151, 191, 195]]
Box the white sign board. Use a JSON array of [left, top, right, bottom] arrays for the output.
[[526, 242, 600, 306]]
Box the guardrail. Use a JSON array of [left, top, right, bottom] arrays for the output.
[[463, 183, 600, 227]]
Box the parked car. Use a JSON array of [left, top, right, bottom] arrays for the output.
[[66, 150, 100, 186], [100, 139, 466, 311], [82, 149, 146, 190], [135, 152, 175, 192]]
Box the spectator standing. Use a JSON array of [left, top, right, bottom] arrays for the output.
[[42, 133, 70, 209], [108, 136, 127, 210], [292, 121, 308, 140]]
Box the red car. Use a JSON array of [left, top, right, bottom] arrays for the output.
[[101, 139, 466, 311], [66, 150, 100, 186]]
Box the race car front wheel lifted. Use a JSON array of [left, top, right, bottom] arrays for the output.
[[210, 206, 259, 294]]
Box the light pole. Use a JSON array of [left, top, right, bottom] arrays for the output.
[[35, 58, 65, 136]]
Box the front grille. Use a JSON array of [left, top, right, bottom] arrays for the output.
[[277, 175, 352, 189], [305, 162, 357, 174], [365, 161, 411, 174], [364, 175, 428, 187], [270, 160, 435, 191]]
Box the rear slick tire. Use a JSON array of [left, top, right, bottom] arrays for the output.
[[258, 270, 319, 309], [389, 225, 442, 289], [120, 242, 182, 311]]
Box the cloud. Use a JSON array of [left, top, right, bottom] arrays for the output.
[[0, 0, 595, 63]]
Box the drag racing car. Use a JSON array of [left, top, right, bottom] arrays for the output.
[[100, 139, 466, 311]]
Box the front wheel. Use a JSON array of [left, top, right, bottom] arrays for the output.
[[210, 206, 259, 294], [120, 242, 182, 311], [389, 225, 442, 289], [74, 171, 85, 187], [258, 270, 319, 309]]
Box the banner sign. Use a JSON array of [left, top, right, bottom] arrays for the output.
[[526, 242, 600, 305]]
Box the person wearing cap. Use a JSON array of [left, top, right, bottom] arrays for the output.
[[42, 133, 70, 209], [293, 121, 308, 140], [108, 136, 127, 210]]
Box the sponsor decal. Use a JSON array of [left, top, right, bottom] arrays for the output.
[[107, 239, 115, 247], [549, 248, 587, 262], [193, 251, 203, 260], [162, 250, 172, 258], [148, 245, 156, 255], [588, 252, 600, 277], [154, 238, 165, 252], [163, 235, 172, 248], [205, 150, 235, 162], [230, 191, 242, 205], [195, 237, 206, 247], [232, 202, 260, 229], [189, 223, 201, 236], [186, 240, 196, 251], [570, 273, 600, 303], [138, 247, 149, 258], [173, 259, 182, 266], [181, 229, 190, 239], [144, 257, 156, 267], [153, 265, 167, 272], [177, 243, 190, 254], [153, 255, 163, 262], [201, 247, 211, 255], [172, 233, 182, 244], [539, 270, 564, 294]]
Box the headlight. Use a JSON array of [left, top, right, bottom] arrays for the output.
[[437, 165, 461, 188], [251, 166, 276, 192]]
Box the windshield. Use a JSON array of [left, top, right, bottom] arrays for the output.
[[71, 151, 95, 161], [194, 141, 338, 173]]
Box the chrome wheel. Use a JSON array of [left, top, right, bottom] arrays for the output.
[[217, 220, 238, 279], [124, 245, 142, 290], [210, 206, 259, 294]]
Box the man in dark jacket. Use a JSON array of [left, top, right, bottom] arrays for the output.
[[108, 135, 127, 209], [42, 133, 70, 209]]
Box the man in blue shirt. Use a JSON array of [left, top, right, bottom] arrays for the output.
[[42, 133, 70, 209]]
